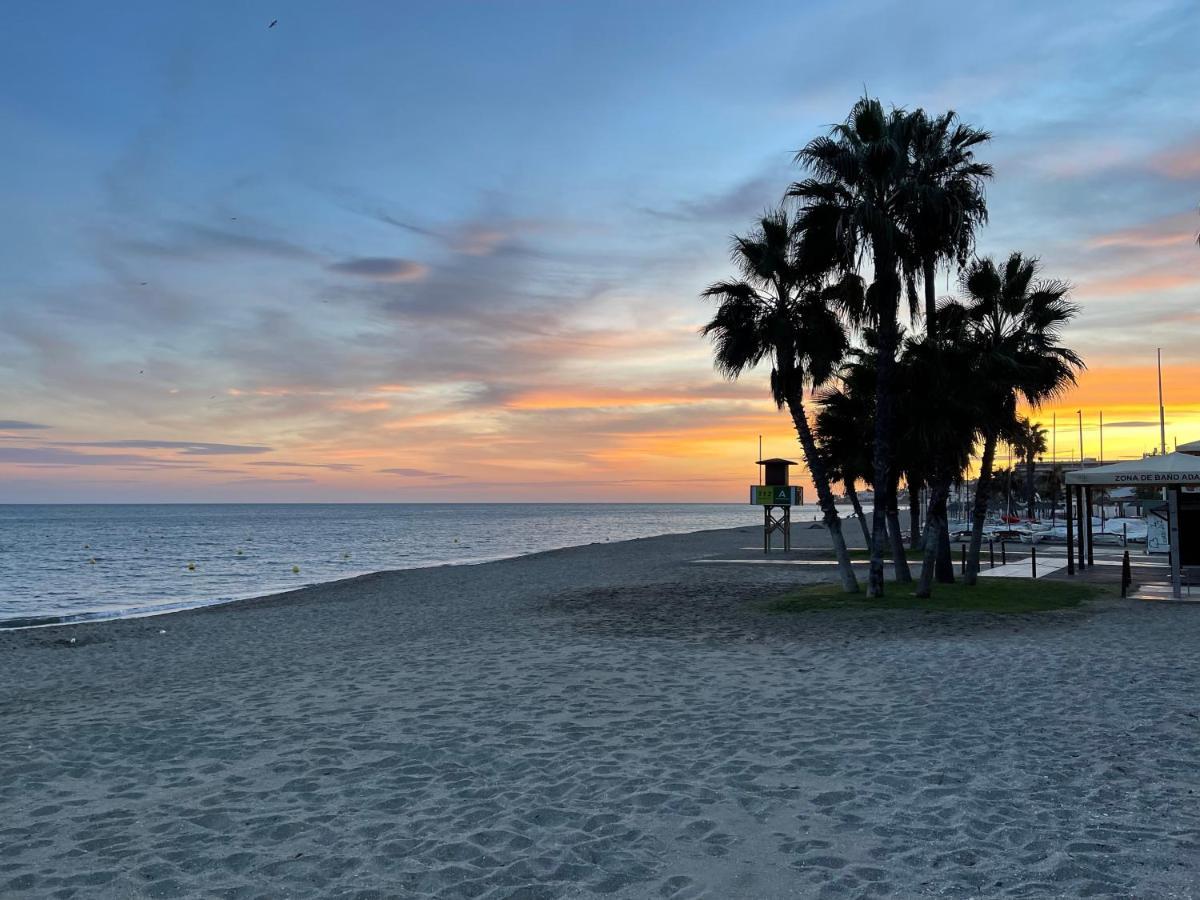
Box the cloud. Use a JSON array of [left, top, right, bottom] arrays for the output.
[[58, 440, 273, 455], [328, 257, 429, 282], [378, 467, 462, 480], [246, 460, 358, 471], [1081, 272, 1198, 297], [1149, 140, 1200, 179], [115, 222, 315, 262], [0, 447, 194, 467], [0, 420, 50, 430], [1103, 420, 1164, 428], [641, 171, 785, 223], [1086, 214, 1198, 250]]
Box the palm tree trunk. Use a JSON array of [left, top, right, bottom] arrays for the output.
[[964, 429, 999, 585], [915, 474, 952, 597], [887, 478, 912, 583], [846, 484, 871, 548], [868, 242, 901, 598], [786, 395, 859, 593], [923, 256, 937, 334], [1025, 454, 1037, 518], [907, 475, 922, 549], [936, 496, 955, 582]]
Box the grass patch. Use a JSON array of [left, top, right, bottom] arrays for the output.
[[767, 577, 1106, 615]]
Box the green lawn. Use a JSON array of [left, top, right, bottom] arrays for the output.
[[766, 577, 1106, 614]]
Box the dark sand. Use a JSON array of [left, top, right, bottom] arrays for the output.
[[2, 526, 1199, 899]]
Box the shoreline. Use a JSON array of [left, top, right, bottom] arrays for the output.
[[0, 524, 763, 632]]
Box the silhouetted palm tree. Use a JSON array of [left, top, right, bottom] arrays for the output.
[[789, 97, 916, 597], [701, 209, 861, 593], [903, 319, 983, 598], [1014, 418, 1049, 516], [958, 254, 1084, 585], [906, 110, 992, 332], [815, 344, 914, 583], [814, 371, 873, 550]]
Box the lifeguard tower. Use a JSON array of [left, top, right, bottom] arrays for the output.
[[750, 458, 803, 552]]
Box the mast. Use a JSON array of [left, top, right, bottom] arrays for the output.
[[1157, 348, 1167, 455], [1077, 409, 1084, 468]]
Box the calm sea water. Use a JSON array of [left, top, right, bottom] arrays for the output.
[[0, 503, 822, 627]]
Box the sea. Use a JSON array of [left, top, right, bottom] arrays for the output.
[[0, 503, 826, 628]]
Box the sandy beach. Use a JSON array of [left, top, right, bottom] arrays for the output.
[[2, 525, 1199, 899]]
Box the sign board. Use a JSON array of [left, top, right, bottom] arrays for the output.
[[750, 485, 803, 506]]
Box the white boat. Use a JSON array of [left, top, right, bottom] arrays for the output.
[[1100, 517, 1148, 543]]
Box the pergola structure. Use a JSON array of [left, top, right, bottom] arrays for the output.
[[1065, 452, 1200, 598]]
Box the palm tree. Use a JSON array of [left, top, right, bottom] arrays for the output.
[[904, 110, 992, 570], [701, 209, 861, 593], [1014, 418, 1048, 517], [789, 97, 917, 597], [905, 110, 993, 332], [814, 370, 874, 550], [903, 317, 983, 598], [959, 253, 1084, 585], [816, 344, 915, 582]]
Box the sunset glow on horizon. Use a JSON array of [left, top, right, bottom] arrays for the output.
[[1, 1, 1197, 502]]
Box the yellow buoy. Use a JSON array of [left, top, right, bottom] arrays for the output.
[[187, 562, 196, 571], [292, 565, 300, 574], [89, 558, 96, 565]]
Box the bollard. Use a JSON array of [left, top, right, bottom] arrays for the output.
[[1001, 542, 1007, 565], [960, 543, 966, 574], [989, 541, 995, 569], [1031, 545, 1037, 579], [1121, 550, 1132, 598], [1123, 523, 1127, 547]]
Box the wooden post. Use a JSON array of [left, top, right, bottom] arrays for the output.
[[1002, 542, 1007, 565], [1032, 545, 1038, 578], [1168, 488, 1182, 599], [1085, 487, 1095, 567], [989, 541, 995, 569], [1121, 550, 1131, 598], [1070, 482, 1080, 573], [1077, 486, 1086, 571]]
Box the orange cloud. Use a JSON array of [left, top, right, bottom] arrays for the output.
[[1150, 143, 1200, 179], [1087, 215, 1198, 249], [1081, 272, 1197, 297], [503, 386, 753, 410]]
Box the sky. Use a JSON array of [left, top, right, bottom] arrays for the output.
[[1, 0, 1198, 502]]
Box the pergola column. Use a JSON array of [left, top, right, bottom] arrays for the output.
[[1168, 488, 1182, 599], [1065, 482, 1075, 576], [1085, 487, 1095, 568]]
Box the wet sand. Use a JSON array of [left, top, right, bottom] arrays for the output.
[[2, 525, 1199, 898]]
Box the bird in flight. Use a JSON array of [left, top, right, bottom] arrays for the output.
[[268, 19, 278, 28]]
